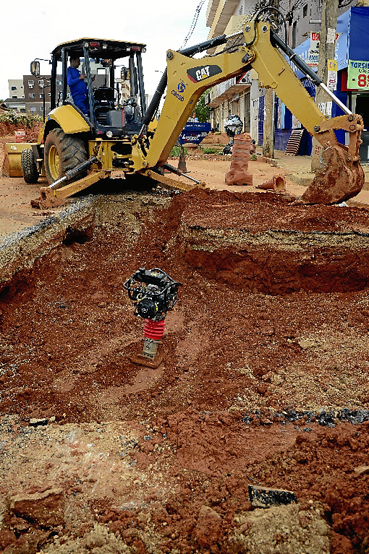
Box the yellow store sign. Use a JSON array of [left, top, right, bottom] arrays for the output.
[[348, 60, 369, 89]]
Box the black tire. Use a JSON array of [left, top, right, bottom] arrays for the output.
[[21, 148, 39, 184], [44, 128, 88, 185]]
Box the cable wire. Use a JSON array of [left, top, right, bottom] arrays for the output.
[[181, 0, 206, 49]]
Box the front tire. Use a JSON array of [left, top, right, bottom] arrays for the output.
[[21, 148, 39, 183], [44, 128, 87, 185]]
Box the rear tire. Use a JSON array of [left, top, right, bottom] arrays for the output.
[[44, 128, 88, 185], [21, 148, 39, 183]]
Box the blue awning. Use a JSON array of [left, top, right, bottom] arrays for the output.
[[348, 7, 369, 62], [293, 6, 369, 74]]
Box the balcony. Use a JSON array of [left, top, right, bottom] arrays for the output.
[[205, 71, 252, 108], [207, 0, 239, 36]]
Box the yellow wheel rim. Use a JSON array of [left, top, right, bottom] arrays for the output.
[[48, 144, 60, 182]]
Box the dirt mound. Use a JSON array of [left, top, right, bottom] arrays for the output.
[[170, 147, 230, 162], [0, 121, 42, 142], [0, 189, 368, 553], [201, 132, 230, 145]]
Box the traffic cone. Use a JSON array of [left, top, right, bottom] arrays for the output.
[[178, 146, 188, 173]]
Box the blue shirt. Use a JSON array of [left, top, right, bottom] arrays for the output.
[[67, 67, 88, 99], [67, 67, 89, 115]]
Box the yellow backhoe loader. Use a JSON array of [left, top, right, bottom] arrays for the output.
[[4, 10, 364, 206]]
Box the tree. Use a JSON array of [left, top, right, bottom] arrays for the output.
[[193, 92, 210, 122]]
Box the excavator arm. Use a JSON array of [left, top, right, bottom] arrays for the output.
[[134, 18, 364, 204]]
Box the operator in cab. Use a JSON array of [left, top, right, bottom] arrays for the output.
[[67, 55, 89, 116]]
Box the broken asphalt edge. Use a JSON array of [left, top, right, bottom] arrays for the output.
[[0, 193, 170, 289], [0, 196, 96, 287]]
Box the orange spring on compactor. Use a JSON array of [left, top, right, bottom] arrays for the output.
[[143, 319, 166, 341]]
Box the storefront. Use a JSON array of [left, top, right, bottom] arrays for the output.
[[261, 6, 369, 160]]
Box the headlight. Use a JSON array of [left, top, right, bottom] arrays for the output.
[[106, 130, 113, 138]]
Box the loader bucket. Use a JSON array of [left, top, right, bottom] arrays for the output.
[[2, 143, 32, 178]]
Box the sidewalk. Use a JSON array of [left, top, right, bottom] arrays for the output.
[[267, 149, 369, 207]]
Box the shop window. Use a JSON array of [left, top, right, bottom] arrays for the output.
[[277, 99, 287, 129]]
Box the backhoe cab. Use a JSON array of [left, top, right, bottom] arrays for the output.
[[23, 39, 150, 196], [44, 38, 147, 138]]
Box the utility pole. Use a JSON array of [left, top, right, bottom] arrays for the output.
[[263, 87, 275, 159], [262, 0, 280, 159], [311, 0, 339, 170]]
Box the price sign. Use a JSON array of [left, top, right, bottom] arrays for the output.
[[348, 60, 369, 90], [327, 59, 337, 91], [308, 32, 341, 68]]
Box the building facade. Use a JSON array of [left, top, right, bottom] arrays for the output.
[[5, 79, 26, 112], [8, 79, 24, 100], [23, 74, 57, 116], [205, 0, 369, 160]]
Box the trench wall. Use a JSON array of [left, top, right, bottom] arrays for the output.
[[0, 194, 170, 294]]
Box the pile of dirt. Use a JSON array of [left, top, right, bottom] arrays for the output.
[[0, 121, 20, 138], [201, 132, 230, 145], [0, 121, 42, 142], [170, 147, 230, 162], [0, 188, 368, 553]]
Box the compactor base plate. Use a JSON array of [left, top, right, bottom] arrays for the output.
[[129, 350, 168, 369]]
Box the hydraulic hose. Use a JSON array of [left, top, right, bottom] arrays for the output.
[[139, 33, 228, 135], [271, 31, 351, 115]]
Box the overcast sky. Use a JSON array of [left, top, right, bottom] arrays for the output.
[[0, 0, 209, 101]]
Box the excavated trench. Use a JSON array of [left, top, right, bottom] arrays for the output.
[[0, 188, 368, 554]]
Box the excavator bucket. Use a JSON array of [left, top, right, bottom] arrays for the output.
[[301, 112, 365, 204], [2, 143, 31, 177], [302, 143, 365, 204]]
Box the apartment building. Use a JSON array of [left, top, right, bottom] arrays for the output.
[[23, 75, 58, 116], [5, 79, 26, 112]]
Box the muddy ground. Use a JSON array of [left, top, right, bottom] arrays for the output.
[[0, 132, 369, 553]]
